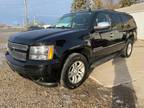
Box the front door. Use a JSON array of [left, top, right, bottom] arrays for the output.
[[92, 12, 115, 58]]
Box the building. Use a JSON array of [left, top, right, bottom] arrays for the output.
[[116, 3, 144, 40]]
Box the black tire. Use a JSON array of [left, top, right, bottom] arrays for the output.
[[121, 39, 133, 58], [60, 53, 88, 89]]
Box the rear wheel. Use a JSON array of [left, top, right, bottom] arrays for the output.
[[121, 39, 133, 58], [60, 53, 88, 89]]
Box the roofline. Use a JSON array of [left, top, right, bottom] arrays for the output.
[[71, 8, 116, 14]]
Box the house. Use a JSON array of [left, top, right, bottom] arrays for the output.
[[116, 3, 144, 40]]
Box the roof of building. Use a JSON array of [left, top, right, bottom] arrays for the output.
[[116, 3, 144, 13]]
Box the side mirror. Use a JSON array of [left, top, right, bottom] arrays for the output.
[[94, 22, 111, 30]]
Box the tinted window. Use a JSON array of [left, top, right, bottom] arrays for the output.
[[95, 12, 111, 26], [121, 14, 129, 24], [127, 15, 136, 29], [55, 12, 92, 29], [109, 13, 122, 30], [120, 14, 136, 30]]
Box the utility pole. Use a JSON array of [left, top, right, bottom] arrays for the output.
[[110, 0, 113, 9], [24, 0, 29, 26], [110, 0, 113, 5]]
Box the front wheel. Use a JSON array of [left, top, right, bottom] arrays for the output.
[[121, 39, 133, 58], [60, 53, 88, 89]]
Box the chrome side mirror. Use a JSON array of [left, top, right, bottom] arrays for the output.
[[94, 22, 111, 30]]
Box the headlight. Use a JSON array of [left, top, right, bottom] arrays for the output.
[[29, 45, 54, 60]]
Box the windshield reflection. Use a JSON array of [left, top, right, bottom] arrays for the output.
[[54, 12, 92, 29]]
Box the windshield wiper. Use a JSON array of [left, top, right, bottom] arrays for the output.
[[47, 25, 71, 29], [54, 26, 71, 29], [47, 24, 72, 29]]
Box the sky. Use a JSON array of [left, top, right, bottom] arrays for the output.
[[0, 0, 120, 25], [0, 0, 72, 25]]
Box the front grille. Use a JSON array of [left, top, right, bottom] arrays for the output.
[[8, 42, 28, 51], [8, 42, 28, 61]]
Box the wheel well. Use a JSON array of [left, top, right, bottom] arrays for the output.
[[60, 49, 90, 71]]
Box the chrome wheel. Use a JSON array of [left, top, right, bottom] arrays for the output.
[[127, 43, 132, 56], [68, 61, 85, 84]]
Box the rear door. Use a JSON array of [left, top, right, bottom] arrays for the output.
[[108, 12, 125, 52]]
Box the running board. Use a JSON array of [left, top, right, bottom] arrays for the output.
[[90, 53, 119, 69]]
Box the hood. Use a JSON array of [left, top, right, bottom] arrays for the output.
[[9, 28, 72, 45], [9, 28, 89, 45]]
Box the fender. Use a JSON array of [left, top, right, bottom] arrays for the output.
[[59, 41, 93, 68]]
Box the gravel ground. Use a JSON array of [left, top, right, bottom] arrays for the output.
[[0, 29, 138, 108], [0, 59, 112, 108]]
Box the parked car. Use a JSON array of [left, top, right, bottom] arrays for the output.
[[6, 9, 137, 89]]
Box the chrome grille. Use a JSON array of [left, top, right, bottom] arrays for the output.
[[8, 42, 28, 51], [8, 42, 28, 61], [9, 50, 27, 61]]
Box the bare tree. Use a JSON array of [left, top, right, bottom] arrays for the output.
[[119, 0, 141, 7], [71, 0, 103, 11], [71, 0, 87, 12], [93, 0, 103, 9], [104, 0, 115, 9]]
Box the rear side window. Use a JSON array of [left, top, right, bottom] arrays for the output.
[[120, 13, 136, 30], [128, 16, 136, 29], [109, 13, 122, 30], [121, 14, 129, 24]]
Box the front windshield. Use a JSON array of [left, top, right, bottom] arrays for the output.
[[55, 12, 92, 29]]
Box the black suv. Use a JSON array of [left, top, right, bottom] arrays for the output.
[[6, 9, 137, 89]]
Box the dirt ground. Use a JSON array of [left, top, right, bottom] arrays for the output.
[[0, 29, 138, 108]]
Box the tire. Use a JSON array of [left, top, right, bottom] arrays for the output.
[[121, 39, 133, 58], [60, 53, 88, 89]]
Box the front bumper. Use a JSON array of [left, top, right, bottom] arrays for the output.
[[5, 52, 61, 85]]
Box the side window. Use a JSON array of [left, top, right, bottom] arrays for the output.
[[120, 14, 129, 30], [121, 14, 134, 30], [109, 13, 122, 30], [128, 16, 136, 29], [95, 13, 110, 26], [121, 14, 129, 24]]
